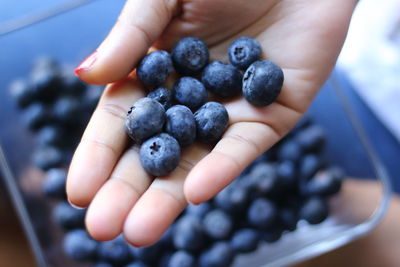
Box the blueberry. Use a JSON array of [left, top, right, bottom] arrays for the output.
[[230, 228, 260, 253], [137, 50, 173, 88], [299, 154, 323, 181], [229, 36, 262, 70], [185, 202, 212, 218], [125, 261, 150, 267], [249, 162, 284, 197], [201, 61, 242, 98], [214, 184, 249, 214], [37, 125, 68, 148], [198, 242, 234, 267], [203, 209, 233, 240], [171, 37, 209, 76], [23, 103, 52, 131], [165, 105, 196, 147], [247, 198, 277, 229], [147, 87, 173, 110], [279, 207, 298, 232], [129, 243, 162, 265], [295, 125, 326, 153], [60, 69, 87, 96], [63, 229, 98, 261], [172, 77, 208, 110], [8, 79, 35, 108], [52, 201, 86, 230], [303, 168, 343, 197], [97, 236, 132, 265], [33, 146, 66, 170], [299, 197, 329, 224], [242, 60, 284, 106], [261, 228, 283, 243], [30, 57, 62, 102], [194, 102, 229, 143], [52, 96, 82, 124], [125, 97, 166, 144], [276, 160, 297, 188], [93, 262, 114, 267], [276, 140, 303, 162], [172, 215, 205, 251], [139, 133, 180, 176], [42, 168, 67, 198], [167, 250, 195, 267], [84, 84, 104, 112]]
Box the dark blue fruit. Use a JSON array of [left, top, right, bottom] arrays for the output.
[[171, 37, 209, 76], [199, 242, 234, 267], [52, 201, 86, 230], [52, 96, 82, 124], [229, 36, 262, 70], [194, 102, 229, 143], [172, 215, 205, 251], [125, 97, 166, 144], [299, 197, 329, 224], [60, 69, 87, 96], [214, 184, 249, 214], [165, 105, 196, 147], [242, 60, 284, 106], [203, 209, 233, 240], [247, 198, 277, 229], [262, 228, 283, 243], [201, 61, 242, 98], [42, 168, 67, 198], [167, 250, 195, 267], [137, 50, 173, 88], [279, 207, 298, 231], [276, 140, 303, 162], [276, 160, 297, 188], [303, 168, 343, 197], [147, 87, 173, 110], [125, 261, 150, 267], [93, 262, 113, 267], [23, 103, 51, 131], [33, 146, 66, 170], [249, 162, 283, 197], [63, 229, 98, 261], [295, 125, 326, 153], [139, 133, 180, 176], [185, 201, 212, 218], [129, 243, 162, 265], [37, 125, 67, 148], [97, 236, 132, 265], [8, 79, 35, 108], [172, 77, 208, 110], [299, 154, 323, 180], [230, 228, 260, 253]]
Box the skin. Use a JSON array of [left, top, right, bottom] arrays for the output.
[[67, 0, 358, 247]]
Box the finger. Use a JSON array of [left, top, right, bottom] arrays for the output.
[[123, 145, 208, 247], [66, 79, 144, 207], [85, 147, 153, 241], [184, 120, 295, 205], [74, 0, 179, 85]]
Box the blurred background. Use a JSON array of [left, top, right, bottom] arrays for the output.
[[0, 0, 399, 266]]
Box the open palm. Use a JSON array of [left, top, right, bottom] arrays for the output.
[[67, 0, 357, 246]]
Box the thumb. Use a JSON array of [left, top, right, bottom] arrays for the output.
[[74, 0, 179, 85]]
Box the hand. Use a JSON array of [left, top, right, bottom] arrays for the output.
[[67, 0, 357, 246]]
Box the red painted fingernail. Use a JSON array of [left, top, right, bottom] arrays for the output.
[[74, 50, 97, 76]]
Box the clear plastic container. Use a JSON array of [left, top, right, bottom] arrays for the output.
[[0, 2, 392, 267]]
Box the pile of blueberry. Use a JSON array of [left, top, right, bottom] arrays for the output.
[[63, 117, 344, 267], [126, 36, 284, 176], [8, 51, 343, 267]]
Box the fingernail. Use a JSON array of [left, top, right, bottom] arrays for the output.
[[74, 50, 97, 76], [68, 199, 86, 210]]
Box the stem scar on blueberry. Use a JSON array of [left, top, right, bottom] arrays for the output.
[[127, 106, 134, 115], [150, 141, 161, 155]]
